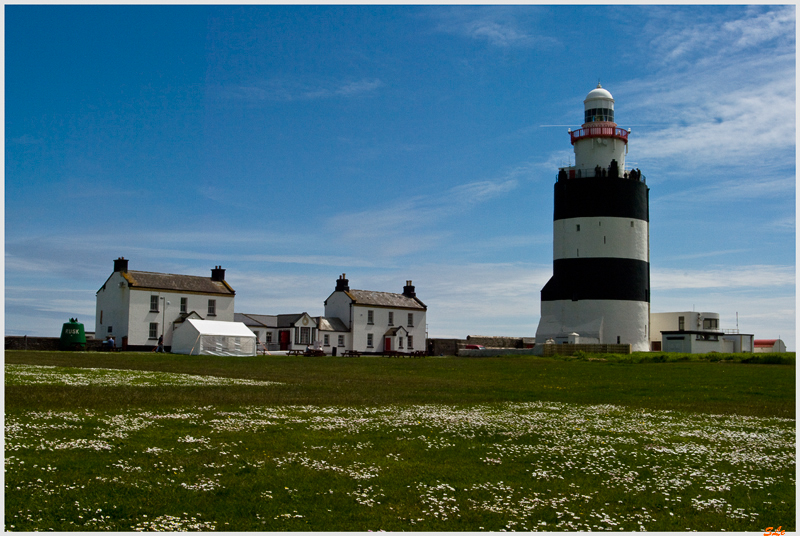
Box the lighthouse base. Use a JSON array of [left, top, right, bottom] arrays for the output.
[[535, 299, 649, 354]]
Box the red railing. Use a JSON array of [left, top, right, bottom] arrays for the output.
[[570, 127, 628, 145]]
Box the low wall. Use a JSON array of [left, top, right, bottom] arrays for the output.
[[6, 336, 106, 352], [542, 343, 631, 356], [458, 348, 537, 357]]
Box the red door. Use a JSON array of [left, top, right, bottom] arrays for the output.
[[279, 330, 290, 351], [384, 337, 392, 353]]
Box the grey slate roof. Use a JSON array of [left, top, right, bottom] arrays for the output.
[[235, 313, 278, 328], [346, 289, 426, 310], [118, 270, 235, 295], [316, 316, 349, 332]]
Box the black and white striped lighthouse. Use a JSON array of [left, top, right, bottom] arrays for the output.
[[535, 84, 650, 351]]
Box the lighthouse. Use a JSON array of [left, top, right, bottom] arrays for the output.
[[535, 84, 650, 352]]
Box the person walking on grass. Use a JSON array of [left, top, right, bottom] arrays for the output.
[[155, 335, 164, 353]]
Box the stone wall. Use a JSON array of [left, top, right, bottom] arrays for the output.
[[542, 343, 631, 356], [465, 336, 525, 349], [6, 336, 106, 352]]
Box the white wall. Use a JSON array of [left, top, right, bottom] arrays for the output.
[[574, 136, 626, 171], [554, 217, 648, 261], [95, 272, 130, 343], [537, 299, 649, 352]]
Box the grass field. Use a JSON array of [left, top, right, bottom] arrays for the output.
[[5, 350, 796, 531]]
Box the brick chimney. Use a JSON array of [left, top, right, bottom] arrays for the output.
[[113, 257, 129, 273], [211, 266, 226, 282], [403, 280, 416, 298], [335, 273, 350, 292]]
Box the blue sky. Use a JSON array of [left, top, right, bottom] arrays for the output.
[[5, 5, 796, 350]]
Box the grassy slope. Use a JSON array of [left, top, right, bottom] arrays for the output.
[[5, 350, 795, 418]]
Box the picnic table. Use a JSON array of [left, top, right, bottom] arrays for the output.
[[304, 349, 326, 357], [287, 349, 303, 356], [342, 350, 361, 357]]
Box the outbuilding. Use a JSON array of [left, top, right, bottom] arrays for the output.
[[170, 319, 257, 356]]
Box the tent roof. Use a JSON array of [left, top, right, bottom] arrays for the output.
[[184, 319, 255, 337]]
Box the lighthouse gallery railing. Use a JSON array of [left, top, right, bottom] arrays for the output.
[[570, 126, 629, 145]]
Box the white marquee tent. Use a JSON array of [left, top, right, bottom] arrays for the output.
[[171, 319, 257, 356]]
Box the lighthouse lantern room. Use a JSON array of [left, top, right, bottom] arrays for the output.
[[535, 84, 650, 352]]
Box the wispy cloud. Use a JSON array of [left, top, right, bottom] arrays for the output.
[[651, 265, 795, 290], [220, 77, 384, 102], [429, 6, 556, 49]]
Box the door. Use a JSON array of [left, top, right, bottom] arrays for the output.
[[384, 337, 392, 352], [279, 330, 290, 351]]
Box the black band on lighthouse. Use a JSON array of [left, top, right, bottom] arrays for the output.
[[554, 177, 649, 222], [541, 257, 650, 302]]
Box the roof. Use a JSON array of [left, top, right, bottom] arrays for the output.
[[235, 313, 278, 328], [316, 316, 349, 332], [345, 289, 426, 310], [113, 270, 234, 295], [754, 339, 779, 346], [183, 319, 255, 337]]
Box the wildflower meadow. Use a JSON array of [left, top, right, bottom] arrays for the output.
[[5, 351, 795, 531]]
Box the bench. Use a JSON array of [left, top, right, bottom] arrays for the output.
[[342, 350, 360, 357], [287, 349, 304, 356]]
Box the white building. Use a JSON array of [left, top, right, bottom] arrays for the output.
[[754, 339, 787, 353], [324, 274, 427, 354], [650, 311, 754, 353], [95, 257, 235, 351]]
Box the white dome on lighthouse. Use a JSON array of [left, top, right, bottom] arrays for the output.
[[584, 84, 613, 104], [583, 83, 615, 124]]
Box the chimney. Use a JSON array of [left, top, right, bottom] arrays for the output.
[[335, 273, 350, 292], [113, 257, 129, 273], [403, 280, 416, 298], [211, 266, 226, 282]]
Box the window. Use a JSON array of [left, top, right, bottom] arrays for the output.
[[338, 335, 345, 347], [299, 327, 311, 345], [149, 323, 158, 339], [324, 334, 330, 346], [399, 337, 404, 349], [408, 335, 414, 349], [388, 312, 394, 326], [150, 295, 159, 312], [408, 313, 414, 327], [100, 311, 103, 324], [180, 297, 187, 314], [703, 318, 719, 330], [265, 332, 273, 343], [208, 299, 216, 316], [108, 326, 113, 333], [367, 310, 374, 325], [678, 316, 685, 331], [576, 224, 581, 232], [367, 333, 374, 348]]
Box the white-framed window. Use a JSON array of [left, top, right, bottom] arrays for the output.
[[399, 337, 404, 349], [108, 326, 113, 333], [338, 335, 345, 347], [208, 299, 216, 316], [150, 295, 159, 312], [703, 318, 719, 330], [408, 335, 414, 349], [367, 310, 374, 325], [299, 327, 311, 345], [180, 297, 187, 314], [149, 323, 158, 339], [407, 313, 414, 327], [324, 334, 330, 347], [367, 333, 374, 348], [388, 312, 394, 326], [266, 332, 273, 343]]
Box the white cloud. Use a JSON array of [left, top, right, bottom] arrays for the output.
[[651, 265, 795, 290]]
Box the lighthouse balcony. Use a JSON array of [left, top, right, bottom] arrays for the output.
[[569, 126, 629, 145], [557, 165, 644, 183]]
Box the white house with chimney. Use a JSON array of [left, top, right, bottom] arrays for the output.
[[95, 257, 236, 351], [650, 311, 754, 353], [324, 274, 427, 354]]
